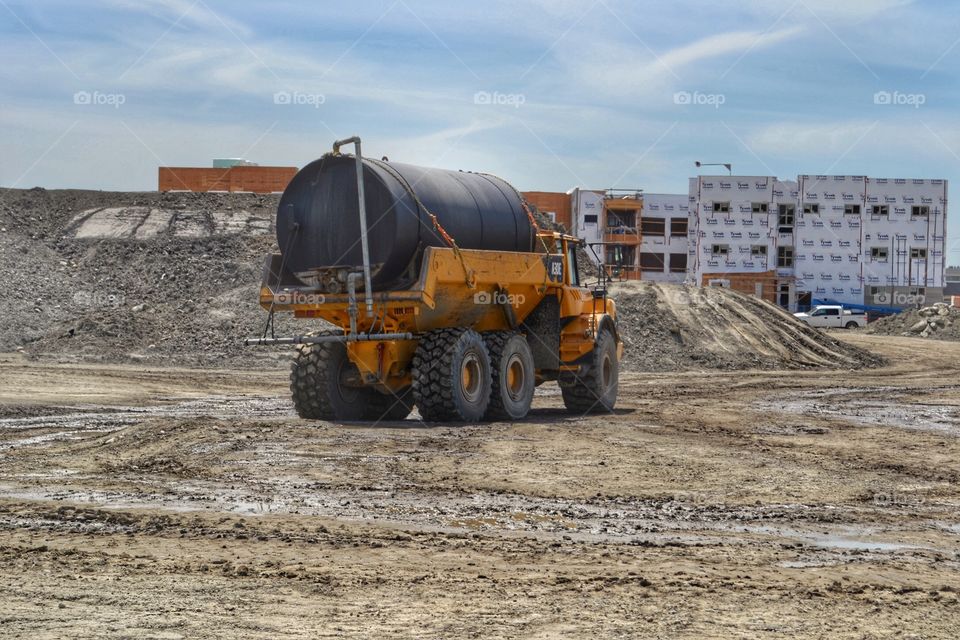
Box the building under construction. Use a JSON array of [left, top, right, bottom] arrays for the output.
[[526, 173, 947, 311]]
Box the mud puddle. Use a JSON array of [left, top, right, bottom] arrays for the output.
[[0, 395, 292, 450], [1, 477, 948, 559], [757, 386, 960, 435]]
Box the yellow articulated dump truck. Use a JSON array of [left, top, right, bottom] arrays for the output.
[[247, 136, 621, 422]]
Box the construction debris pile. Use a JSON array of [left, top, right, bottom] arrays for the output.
[[609, 281, 882, 371], [2, 188, 880, 371], [865, 302, 960, 340], [0, 188, 298, 367]]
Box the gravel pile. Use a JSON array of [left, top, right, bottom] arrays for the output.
[[609, 281, 882, 371], [1, 188, 297, 367], [2, 188, 882, 371], [865, 303, 960, 340]]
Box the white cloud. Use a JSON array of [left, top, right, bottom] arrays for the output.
[[555, 25, 804, 100], [657, 26, 804, 73], [99, 0, 252, 36]]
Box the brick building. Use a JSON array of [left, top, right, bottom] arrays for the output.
[[159, 162, 297, 194]]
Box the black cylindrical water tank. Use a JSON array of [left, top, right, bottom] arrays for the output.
[[276, 156, 535, 290]]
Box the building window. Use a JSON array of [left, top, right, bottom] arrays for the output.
[[911, 205, 930, 217], [803, 203, 819, 215], [872, 204, 889, 216], [911, 248, 927, 259], [713, 201, 730, 213], [871, 247, 889, 261], [640, 218, 665, 236], [669, 253, 687, 273], [751, 202, 768, 213], [584, 214, 598, 224], [606, 245, 635, 265], [777, 246, 794, 268], [670, 218, 688, 237], [751, 245, 767, 257], [639, 252, 665, 271], [711, 244, 730, 256], [606, 210, 636, 230], [778, 204, 795, 232], [844, 204, 861, 215]]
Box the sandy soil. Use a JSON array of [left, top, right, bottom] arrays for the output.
[[0, 334, 959, 638]]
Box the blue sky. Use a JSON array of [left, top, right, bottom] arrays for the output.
[[2, 0, 959, 260]]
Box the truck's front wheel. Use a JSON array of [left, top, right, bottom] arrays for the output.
[[560, 327, 618, 414], [412, 328, 492, 422]]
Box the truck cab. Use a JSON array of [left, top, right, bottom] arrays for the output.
[[794, 305, 867, 329]]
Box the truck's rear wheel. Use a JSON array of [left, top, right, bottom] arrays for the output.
[[845, 321, 858, 329], [412, 328, 492, 422], [290, 332, 411, 422], [483, 331, 535, 421], [560, 327, 618, 414]]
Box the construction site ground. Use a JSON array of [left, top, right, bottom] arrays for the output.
[[1, 333, 958, 639]]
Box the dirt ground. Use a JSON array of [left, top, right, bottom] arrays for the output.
[[0, 333, 958, 639]]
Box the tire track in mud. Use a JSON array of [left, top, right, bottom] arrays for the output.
[[0, 391, 957, 566]]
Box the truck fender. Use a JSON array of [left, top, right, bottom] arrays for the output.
[[597, 315, 619, 343]]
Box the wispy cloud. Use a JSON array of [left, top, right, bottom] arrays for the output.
[[100, 0, 250, 36], [555, 25, 804, 99]]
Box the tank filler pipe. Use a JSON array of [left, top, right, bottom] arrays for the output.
[[244, 333, 414, 346], [346, 271, 362, 335], [332, 136, 374, 318]]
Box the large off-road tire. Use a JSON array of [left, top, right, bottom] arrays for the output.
[[412, 328, 492, 422], [560, 327, 618, 414], [290, 332, 412, 422], [483, 331, 535, 421]]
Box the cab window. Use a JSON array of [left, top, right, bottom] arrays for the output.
[[566, 243, 580, 287]]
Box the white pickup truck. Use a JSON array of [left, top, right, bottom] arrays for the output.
[[794, 305, 867, 329]]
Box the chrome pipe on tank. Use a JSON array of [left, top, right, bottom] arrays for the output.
[[244, 333, 414, 346], [332, 136, 374, 318]]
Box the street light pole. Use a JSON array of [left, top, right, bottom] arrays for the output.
[[695, 161, 732, 175]]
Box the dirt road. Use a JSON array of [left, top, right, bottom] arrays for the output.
[[1, 334, 958, 638]]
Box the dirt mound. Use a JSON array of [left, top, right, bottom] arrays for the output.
[[865, 302, 960, 340], [609, 281, 882, 371], [2, 188, 881, 371], [0, 188, 298, 367]]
